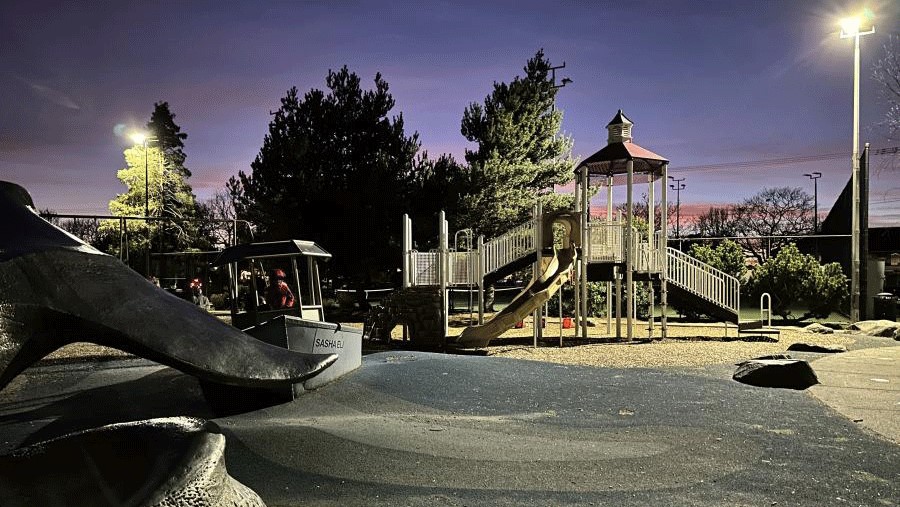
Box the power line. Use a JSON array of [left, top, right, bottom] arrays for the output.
[[668, 146, 899, 174]]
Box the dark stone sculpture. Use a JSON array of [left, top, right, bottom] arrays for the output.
[[0, 417, 266, 507], [0, 180, 337, 391]]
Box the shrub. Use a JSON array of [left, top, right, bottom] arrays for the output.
[[752, 243, 847, 319]]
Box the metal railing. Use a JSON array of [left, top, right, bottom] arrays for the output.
[[410, 251, 440, 286], [449, 251, 477, 285], [482, 220, 536, 274], [585, 222, 625, 262], [666, 247, 740, 314]]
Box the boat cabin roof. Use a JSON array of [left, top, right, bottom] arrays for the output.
[[210, 240, 331, 267]]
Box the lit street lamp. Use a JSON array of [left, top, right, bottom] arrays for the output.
[[840, 13, 875, 323], [804, 171, 822, 232], [129, 131, 158, 275], [668, 176, 686, 238]]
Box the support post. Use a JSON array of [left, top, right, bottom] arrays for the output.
[[660, 163, 669, 339], [573, 174, 581, 338], [606, 176, 613, 335], [647, 172, 655, 336], [439, 211, 448, 341], [533, 202, 543, 347], [626, 159, 634, 340], [402, 214, 411, 289], [580, 166, 589, 338], [477, 235, 485, 325]]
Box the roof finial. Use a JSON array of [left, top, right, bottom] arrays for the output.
[[607, 109, 633, 144]]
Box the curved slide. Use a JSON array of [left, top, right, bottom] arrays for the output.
[[453, 246, 577, 348]]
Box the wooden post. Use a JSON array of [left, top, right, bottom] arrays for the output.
[[626, 159, 634, 340], [661, 163, 669, 339]]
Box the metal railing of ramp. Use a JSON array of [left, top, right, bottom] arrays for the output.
[[482, 220, 536, 275], [666, 247, 740, 315]]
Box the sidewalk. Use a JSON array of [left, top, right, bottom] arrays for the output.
[[809, 342, 900, 444]]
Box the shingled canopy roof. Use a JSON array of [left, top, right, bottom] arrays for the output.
[[576, 142, 669, 176], [574, 110, 669, 176]]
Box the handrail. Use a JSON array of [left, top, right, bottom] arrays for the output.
[[482, 219, 537, 274], [666, 247, 740, 314], [760, 292, 772, 327]]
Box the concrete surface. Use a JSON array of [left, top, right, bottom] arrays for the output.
[[0, 349, 898, 506], [810, 344, 900, 444]]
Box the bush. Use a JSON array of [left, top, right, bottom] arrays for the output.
[[752, 243, 848, 319], [209, 293, 227, 310], [548, 281, 608, 317]]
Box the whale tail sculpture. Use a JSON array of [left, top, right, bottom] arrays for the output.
[[0, 417, 266, 507], [0, 180, 337, 392]]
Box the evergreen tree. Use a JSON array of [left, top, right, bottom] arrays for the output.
[[233, 68, 420, 284], [147, 101, 189, 178], [459, 49, 574, 237], [100, 144, 198, 256]]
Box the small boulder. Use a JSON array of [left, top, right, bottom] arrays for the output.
[[803, 323, 834, 334], [850, 320, 900, 338], [733, 359, 819, 390], [787, 342, 847, 353]]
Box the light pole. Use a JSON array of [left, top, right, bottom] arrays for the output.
[[804, 172, 822, 232], [129, 132, 158, 276], [668, 176, 686, 238], [840, 13, 875, 323], [549, 62, 571, 112]]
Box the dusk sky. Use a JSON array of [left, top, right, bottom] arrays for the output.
[[2, 0, 899, 225]]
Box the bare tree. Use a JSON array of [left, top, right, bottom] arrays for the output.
[[873, 35, 900, 139], [694, 206, 737, 238], [198, 189, 239, 248], [616, 193, 677, 235], [731, 187, 813, 263]]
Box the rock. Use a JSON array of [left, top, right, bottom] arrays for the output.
[[803, 323, 834, 334], [787, 342, 846, 353], [849, 320, 900, 338], [753, 353, 793, 361], [733, 359, 819, 390]]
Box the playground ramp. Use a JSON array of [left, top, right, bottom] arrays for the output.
[[453, 246, 577, 348]]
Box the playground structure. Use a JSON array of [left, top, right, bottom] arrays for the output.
[[384, 111, 760, 348]]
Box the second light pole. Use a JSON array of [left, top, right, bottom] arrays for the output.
[[669, 176, 686, 238], [804, 171, 822, 232]]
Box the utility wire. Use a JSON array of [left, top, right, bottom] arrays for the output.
[[668, 146, 899, 174]]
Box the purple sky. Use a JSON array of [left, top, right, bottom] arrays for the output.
[[2, 0, 899, 225]]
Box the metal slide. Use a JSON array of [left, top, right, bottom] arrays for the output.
[[453, 246, 577, 348]]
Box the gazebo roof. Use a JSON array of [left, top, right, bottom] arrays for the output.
[[575, 141, 669, 176]]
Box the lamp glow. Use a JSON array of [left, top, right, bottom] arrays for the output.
[[129, 132, 147, 145], [840, 16, 861, 36]]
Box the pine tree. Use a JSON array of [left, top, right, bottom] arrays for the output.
[[233, 68, 420, 284], [147, 101, 189, 178], [459, 49, 575, 238]]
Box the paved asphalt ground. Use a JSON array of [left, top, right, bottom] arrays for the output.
[[0, 341, 897, 506]]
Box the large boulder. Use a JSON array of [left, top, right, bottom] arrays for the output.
[[787, 342, 847, 353], [850, 320, 900, 338], [733, 359, 819, 390], [803, 323, 834, 334]]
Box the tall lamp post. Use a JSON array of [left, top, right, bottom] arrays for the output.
[[129, 132, 158, 276], [840, 14, 875, 324], [804, 171, 822, 232], [668, 176, 686, 238]]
